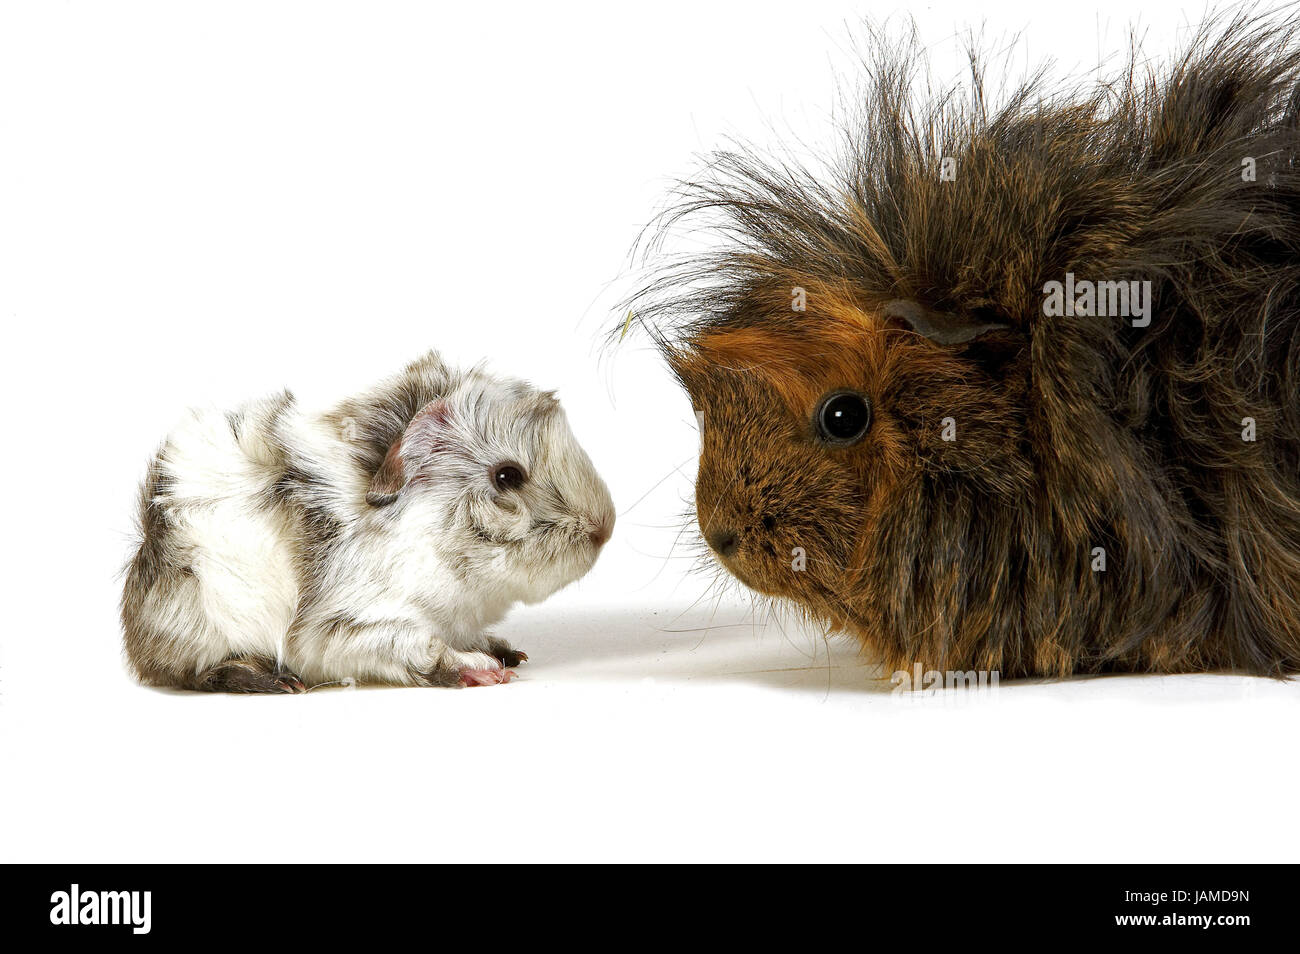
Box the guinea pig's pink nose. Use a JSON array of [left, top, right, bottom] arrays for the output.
[[588, 514, 613, 547]]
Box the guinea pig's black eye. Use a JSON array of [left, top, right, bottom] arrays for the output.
[[815, 391, 872, 445], [490, 462, 528, 492]]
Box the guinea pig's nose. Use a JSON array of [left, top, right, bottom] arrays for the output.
[[706, 528, 739, 558], [588, 514, 613, 547]]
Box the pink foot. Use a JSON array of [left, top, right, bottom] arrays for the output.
[[458, 667, 517, 687]]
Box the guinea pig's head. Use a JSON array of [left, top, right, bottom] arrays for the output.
[[366, 370, 615, 603], [666, 288, 1030, 626]]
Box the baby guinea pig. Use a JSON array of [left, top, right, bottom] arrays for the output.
[[632, 16, 1300, 678], [121, 350, 615, 692]]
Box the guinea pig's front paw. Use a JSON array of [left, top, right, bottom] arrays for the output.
[[454, 649, 516, 687], [486, 637, 528, 669], [458, 666, 516, 687], [413, 650, 517, 688]]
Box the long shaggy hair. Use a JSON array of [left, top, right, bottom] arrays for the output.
[[628, 11, 1300, 677]]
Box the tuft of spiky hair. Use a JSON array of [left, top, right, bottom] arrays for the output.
[[628, 11, 1300, 348]]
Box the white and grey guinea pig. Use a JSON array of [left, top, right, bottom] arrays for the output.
[[121, 350, 615, 692]]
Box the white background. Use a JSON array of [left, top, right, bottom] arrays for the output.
[[1, 0, 1295, 862]]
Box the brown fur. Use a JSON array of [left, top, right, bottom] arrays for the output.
[[630, 13, 1300, 678]]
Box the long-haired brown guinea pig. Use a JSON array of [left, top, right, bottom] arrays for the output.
[[628, 12, 1300, 679]]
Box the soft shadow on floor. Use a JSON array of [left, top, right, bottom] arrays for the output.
[[132, 598, 1295, 699], [495, 598, 1295, 700], [498, 598, 895, 694]]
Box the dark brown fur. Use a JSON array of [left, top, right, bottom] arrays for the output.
[[630, 13, 1300, 678]]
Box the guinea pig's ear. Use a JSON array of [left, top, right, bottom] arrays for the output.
[[883, 299, 1009, 346], [524, 389, 561, 422], [366, 399, 451, 507]]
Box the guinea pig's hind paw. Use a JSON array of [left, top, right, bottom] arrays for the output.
[[195, 657, 306, 694], [273, 672, 308, 693], [458, 667, 517, 687]]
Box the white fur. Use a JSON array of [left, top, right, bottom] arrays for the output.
[[126, 352, 614, 688]]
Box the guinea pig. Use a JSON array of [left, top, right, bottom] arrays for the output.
[[629, 14, 1300, 678], [120, 350, 615, 692]]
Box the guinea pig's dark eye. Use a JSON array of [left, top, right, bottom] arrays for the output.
[[490, 462, 528, 492], [815, 391, 872, 445]]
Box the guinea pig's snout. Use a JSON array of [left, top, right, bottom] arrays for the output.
[[586, 511, 614, 548], [705, 527, 740, 559]]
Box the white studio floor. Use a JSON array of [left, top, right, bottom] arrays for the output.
[[2, 569, 1296, 863]]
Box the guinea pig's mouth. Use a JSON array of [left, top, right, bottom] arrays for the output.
[[701, 515, 851, 609], [729, 567, 783, 598], [709, 545, 856, 625], [702, 531, 783, 596]]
